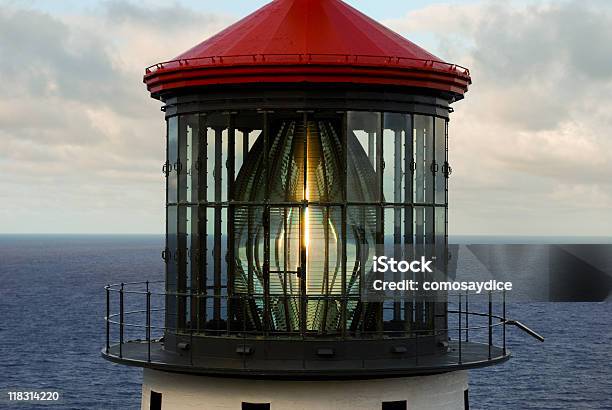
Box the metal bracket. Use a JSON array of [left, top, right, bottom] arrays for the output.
[[507, 320, 544, 342], [430, 161, 439, 174], [443, 162, 452, 178]]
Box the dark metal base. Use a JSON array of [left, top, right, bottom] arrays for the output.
[[101, 339, 510, 380]]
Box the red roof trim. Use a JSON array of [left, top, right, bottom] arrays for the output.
[[145, 54, 470, 77], [144, 61, 470, 97]]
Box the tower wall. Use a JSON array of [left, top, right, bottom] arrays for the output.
[[141, 369, 468, 410]]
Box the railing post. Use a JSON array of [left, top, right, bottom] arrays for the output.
[[465, 290, 469, 342], [458, 294, 462, 364], [105, 286, 110, 354], [190, 329, 194, 366], [119, 282, 124, 359], [502, 289, 506, 356], [146, 281, 151, 363], [415, 332, 419, 366], [488, 290, 492, 360]]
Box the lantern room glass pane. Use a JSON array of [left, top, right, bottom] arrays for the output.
[[167, 116, 178, 204], [266, 114, 305, 202], [306, 206, 343, 295], [312, 117, 344, 202], [414, 115, 434, 204], [205, 113, 228, 203], [425, 206, 435, 245], [305, 205, 343, 332], [269, 206, 301, 295], [414, 206, 424, 246], [187, 205, 199, 290], [188, 116, 201, 203], [347, 111, 380, 202], [346, 204, 378, 331], [383, 113, 412, 204], [178, 115, 200, 204], [166, 204, 178, 329], [235, 127, 260, 184], [434, 206, 446, 274], [435, 117, 446, 205], [205, 207, 216, 289], [233, 112, 264, 202], [383, 206, 413, 256], [233, 206, 264, 294], [263, 114, 344, 203], [177, 205, 188, 328]]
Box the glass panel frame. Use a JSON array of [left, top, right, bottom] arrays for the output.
[[163, 108, 450, 338], [347, 111, 381, 203], [435, 117, 447, 205]]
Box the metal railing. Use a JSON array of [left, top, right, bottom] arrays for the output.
[[144, 53, 470, 77], [104, 281, 541, 367]]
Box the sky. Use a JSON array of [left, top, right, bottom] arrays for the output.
[[0, 0, 611, 235]]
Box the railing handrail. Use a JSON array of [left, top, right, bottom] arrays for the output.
[[105, 280, 508, 340], [106, 281, 498, 298], [144, 53, 470, 77], [103, 280, 524, 370]]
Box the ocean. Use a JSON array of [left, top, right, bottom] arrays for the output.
[[0, 235, 610, 409]]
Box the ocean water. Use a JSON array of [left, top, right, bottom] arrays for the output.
[[0, 235, 610, 409]]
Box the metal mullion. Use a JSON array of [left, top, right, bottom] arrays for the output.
[[213, 125, 223, 322], [177, 116, 188, 330], [443, 119, 450, 336], [247, 207, 254, 295], [263, 205, 271, 333], [404, 113, 413, 333], [242, 129, 249, 164], [358, 206, 366, 334], [198, 114, 208, 329], [227, 113, 235, 334], [262, 111, 271, 333], [445, 119, 449, 244], [321, 205, 330, 332], [315, 116, 332, 333], [414, 114, 424, 330], [341, 111, 348, 338], [404, 113, 414, 232], [393, 126, 402, 322], [282, 206, 291, 331], [431, 114, 437, 339], [190, 116, 201, 329], [164, 118, 171, 331], [299, 111, 308, 336], [376, 112, 384, 335]]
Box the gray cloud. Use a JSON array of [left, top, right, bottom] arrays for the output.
[[0, 2, 232, 233], [0, 1, 610, 235], [386, 0, 612, 236]]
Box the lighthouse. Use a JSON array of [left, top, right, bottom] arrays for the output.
[[103, 1, 543, 409]]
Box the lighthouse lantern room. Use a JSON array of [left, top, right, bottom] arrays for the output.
[[102, 1, 541, 409]]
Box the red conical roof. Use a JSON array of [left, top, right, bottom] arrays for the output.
[[144, 0, 471, 97]]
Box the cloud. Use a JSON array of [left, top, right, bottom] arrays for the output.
[[386, 0, 612, 236], [0, 2, 233, 233], [0, 0, 610, 235]]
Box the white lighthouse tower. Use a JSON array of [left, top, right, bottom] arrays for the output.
[[103, 1, 542, 409]]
